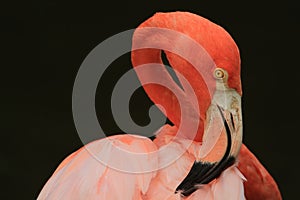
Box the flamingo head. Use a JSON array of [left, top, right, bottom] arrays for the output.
[[131, 11, 243, 171]]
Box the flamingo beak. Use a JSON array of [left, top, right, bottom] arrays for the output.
[[176, 68, 243, 196], [200, 68, 243, 162], [176, 87, 243, 196]]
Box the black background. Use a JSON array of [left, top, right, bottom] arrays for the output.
[[1, 1, 299, 199]]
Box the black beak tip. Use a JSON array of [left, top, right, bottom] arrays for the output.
[[175, 105, 236, 197]]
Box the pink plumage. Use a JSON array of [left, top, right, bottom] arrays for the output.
[[38, 126, 246, 199], [38, 12, 282, 200]]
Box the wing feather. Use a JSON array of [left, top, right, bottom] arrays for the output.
[[37, 134, 158, 200]]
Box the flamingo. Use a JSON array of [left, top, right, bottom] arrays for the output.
[[38, 12, 282, 200]]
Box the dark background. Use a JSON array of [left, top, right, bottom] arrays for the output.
[[1, 1, 299, 199]]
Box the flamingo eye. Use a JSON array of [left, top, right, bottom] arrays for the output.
[[214, 68, 226, 80]]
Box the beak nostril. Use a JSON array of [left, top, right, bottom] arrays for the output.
[[230, 112, 235, 130], [217, 105, 236, 132]]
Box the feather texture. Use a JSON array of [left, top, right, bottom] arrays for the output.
[[38, 125, 245, 200], [38, 134, 158, 200]]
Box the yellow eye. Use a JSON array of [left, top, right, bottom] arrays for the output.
[[214, 68, 226, 79]]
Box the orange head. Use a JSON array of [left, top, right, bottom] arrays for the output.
[[131, 12, 242, 145]]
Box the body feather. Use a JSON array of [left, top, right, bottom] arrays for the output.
[[38, 126, 245, 200]]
